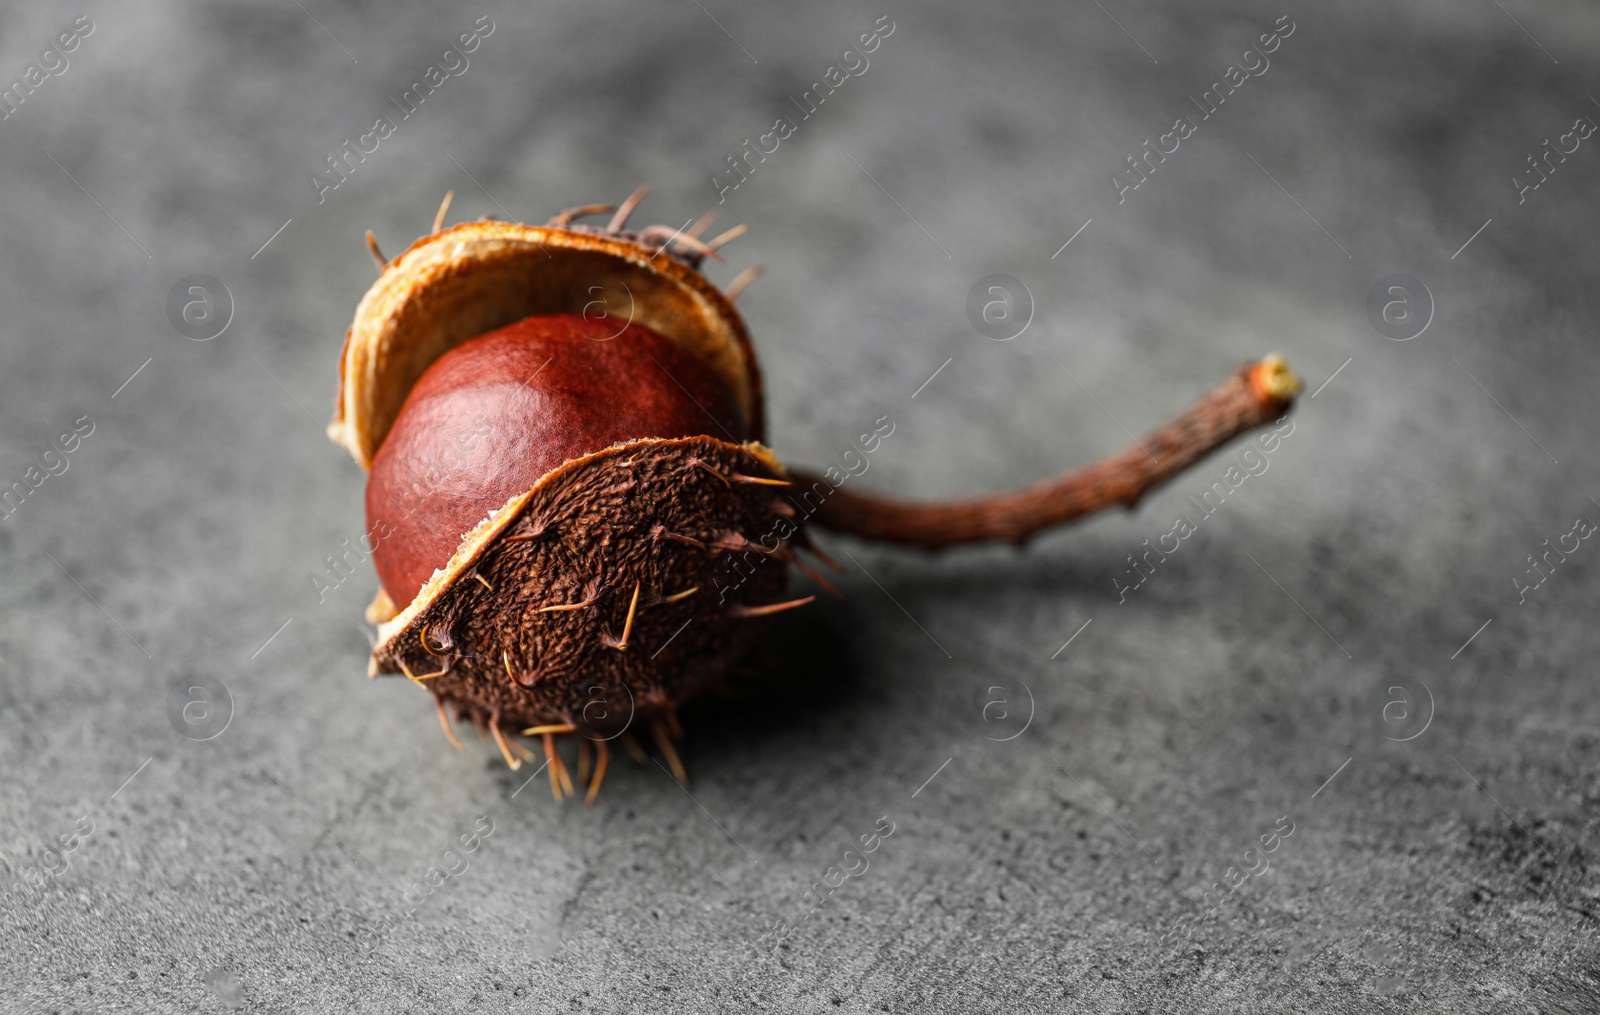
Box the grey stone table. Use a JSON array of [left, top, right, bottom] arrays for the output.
[[1, 1, 1596, 1011]]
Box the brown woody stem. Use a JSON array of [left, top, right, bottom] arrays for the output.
[[790, 356, 1301, 550]]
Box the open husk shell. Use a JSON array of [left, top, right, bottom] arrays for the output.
[[328, 220, 766, 471]]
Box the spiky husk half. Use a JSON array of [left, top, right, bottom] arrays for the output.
[[371, 436, 799, 735]]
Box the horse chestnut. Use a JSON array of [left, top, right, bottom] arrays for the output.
[[328, 188, 1300, 802]]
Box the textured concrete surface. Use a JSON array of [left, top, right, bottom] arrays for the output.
[[1, 1, 1598, 1012]]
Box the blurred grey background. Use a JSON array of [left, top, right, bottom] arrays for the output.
[[1, 0, 1597, 1011]]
